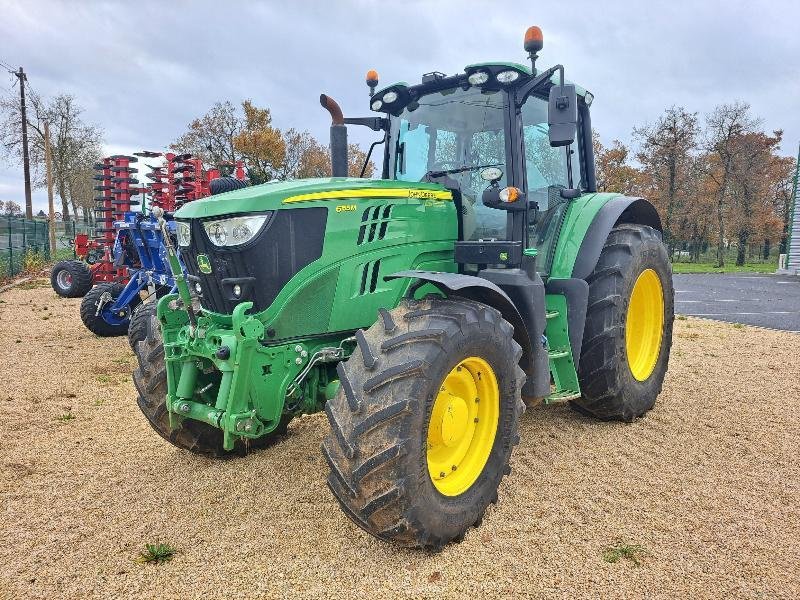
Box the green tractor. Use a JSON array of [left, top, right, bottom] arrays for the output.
[[134, 26, 673, 549]]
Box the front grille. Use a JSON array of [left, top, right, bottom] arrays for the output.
[[184, 207, 327, 314]]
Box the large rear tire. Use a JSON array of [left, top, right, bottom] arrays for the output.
[[51, 260, 92, 298], [132, 315, 290, 458], [322, 297, 525, 549], [574, 224, 674, 421]]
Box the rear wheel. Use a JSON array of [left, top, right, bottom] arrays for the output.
[[322, 297, 524, 549], [133, 314, 290, 457], [79, 282, 139, 337], [51, 260, 92, 298], [574, 224, 674, 420]]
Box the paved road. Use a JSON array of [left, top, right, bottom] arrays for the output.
[[672, 273, 800, 332]]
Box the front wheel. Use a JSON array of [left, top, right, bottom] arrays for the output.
[[322, 297, 525, 549], [574, 224, 674, 420]]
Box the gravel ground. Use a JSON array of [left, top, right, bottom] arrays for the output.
[[1, 279, 798, 599]]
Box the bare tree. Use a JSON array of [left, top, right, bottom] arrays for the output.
[[634, 106, 699, 254], [704, 102, 760, 267], [1, 92, 103, 221]]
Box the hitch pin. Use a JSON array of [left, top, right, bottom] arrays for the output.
[[195, 382, 213, 396]]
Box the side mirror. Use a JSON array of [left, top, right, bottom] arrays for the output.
[[548, 83, 577, 147]]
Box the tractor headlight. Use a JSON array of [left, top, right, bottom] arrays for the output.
[[467, 71, 490, 85], [371, 99, 383, 111], [202, 214, 270, 247], [382, 91, 398, 104], [176, 221, 191, 247], [496, 70, 521, 84]]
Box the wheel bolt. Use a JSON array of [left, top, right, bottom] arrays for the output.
[[439, 471, 446, 478], [475, 397, 480, 403], [474, 417, 479, 423], [295, 357, 303, 365], [451, 465, 457, 471]]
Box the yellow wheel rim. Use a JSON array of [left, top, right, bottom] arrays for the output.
[[625, 268, 665, 381], [427, 357, 499, 496]]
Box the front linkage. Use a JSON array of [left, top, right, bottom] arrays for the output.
[[157, 295, 352, 451]]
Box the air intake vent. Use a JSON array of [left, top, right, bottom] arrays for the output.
[[357, 205, 394, 245], [357, 260, 381, 295]]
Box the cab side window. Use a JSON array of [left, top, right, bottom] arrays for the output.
[[521, 95, 580, 211], [521, 94, 582, 274]]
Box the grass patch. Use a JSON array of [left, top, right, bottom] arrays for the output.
[[96, 374, 111, 383], [671, 261, 777, 274], [733, 323, 745, 329], [137, 543, 176, 565], [676, 315, 687, 320], [56, 412, 75, 422], [602, 542, 646, 566]]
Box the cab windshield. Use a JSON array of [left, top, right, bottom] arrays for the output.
[[388, 86, 508, 241]]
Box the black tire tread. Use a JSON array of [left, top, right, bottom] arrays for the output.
[[79, 283, 131, 337]]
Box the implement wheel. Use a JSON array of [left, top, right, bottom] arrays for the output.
[[51, 260, 92, 298], [574, 224, 674, 421], [80, 282, 138, 337], [133, 315, 291, 458], [323, 297, 524, 549]]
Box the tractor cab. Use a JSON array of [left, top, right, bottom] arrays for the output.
[[376, 66, 592, 278], [326, 26, 594, 279]]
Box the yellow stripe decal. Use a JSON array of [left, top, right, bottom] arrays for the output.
[[282, 188, 453, 204]]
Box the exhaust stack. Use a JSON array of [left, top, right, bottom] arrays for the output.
[[320, 94, 348, 177]]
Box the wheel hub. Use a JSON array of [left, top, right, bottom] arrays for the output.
[[439, 394, 469, 448], [427, 357, 499, 496], [56, 270, 72, 289], [625, 268, 665, 381]]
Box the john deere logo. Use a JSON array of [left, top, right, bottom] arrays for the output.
[[196, 254, 212, 274]]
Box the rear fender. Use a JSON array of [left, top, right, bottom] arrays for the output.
[[571, 196, 662, 279]]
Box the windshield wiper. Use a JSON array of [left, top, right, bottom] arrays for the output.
[[424, 163, 502, 178]]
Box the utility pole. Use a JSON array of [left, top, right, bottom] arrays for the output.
[[44, 121, 56, 255], [14, 67, 33, 220]]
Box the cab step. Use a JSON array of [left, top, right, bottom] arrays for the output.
[[544, 390, 581, 404]]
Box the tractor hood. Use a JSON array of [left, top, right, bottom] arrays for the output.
[[174, 177, 452, 219]]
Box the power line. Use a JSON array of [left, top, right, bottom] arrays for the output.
[[0, 57, 16, 73]]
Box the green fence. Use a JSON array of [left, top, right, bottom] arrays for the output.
[[0, 217, 94, 280], [0, 216, 51, 279]]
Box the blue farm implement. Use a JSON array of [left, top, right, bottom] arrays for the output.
[[77, 152, 246, 345]]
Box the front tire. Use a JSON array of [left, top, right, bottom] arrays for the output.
[[127, 300, 157, 350], [51, 260, 92, 298], [574, 224, 674, 421], [322, 297, 525, 549]]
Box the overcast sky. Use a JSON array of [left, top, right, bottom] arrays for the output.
[[2, 0, 799, 213]]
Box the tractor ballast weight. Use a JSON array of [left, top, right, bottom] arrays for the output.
[[135, 27, 674, 549]]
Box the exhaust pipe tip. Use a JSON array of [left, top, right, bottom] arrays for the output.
[[319, 94, 344, 126]]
